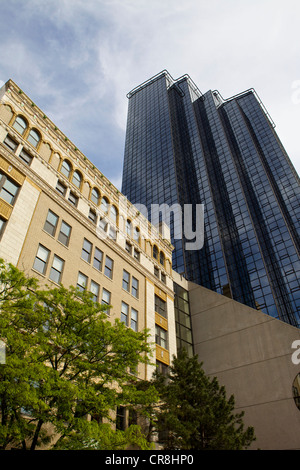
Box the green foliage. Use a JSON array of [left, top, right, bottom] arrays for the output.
[[0, 259, 153, 450], [152, 349, 256, 450]]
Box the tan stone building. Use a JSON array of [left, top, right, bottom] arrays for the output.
[[0, 79, 177, 392]]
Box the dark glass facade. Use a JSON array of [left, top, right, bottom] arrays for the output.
[[122, 71, 300, 328]]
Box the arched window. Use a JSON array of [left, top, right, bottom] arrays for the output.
[[91, 187, 100, 205], [13, 116, 27, 135], [134, 227, 140, 243], [126, 219, 132, 237], [101, 196, 109, 213], [72, 170, 82, 188], [153, 245, 158, 260], [110, 205, 118, 224], [61, 160, 72, 178], [160, 251, 165, 266], [27, 128, 40, 148]]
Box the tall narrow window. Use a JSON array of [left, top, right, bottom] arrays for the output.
[[133, 227, 140, 243], [153, 245, 158, 260], [122, 270, 130, 292], [131, 277, 139, 298], [104, 256, 113, 279], [81, 238, 92, 263], [155, 325, 168, 349], [93, 247, 103, 271], [102, 288, 111, 315], [43, 210, 59, 236], [0, 172, 20, 206], [121, 302, 129, 326], [131, 308, 138, 331], [90, 281, 100, 302], [49, 255, 64, 284], [33, 245, 50, 275], [91, 188, 100, 205], [100, 197, 109, 213], [126, 219, 132, 237], [13, 116, 27, 135], [58, 221, 71, 246], [155, 294, 167, 318], [116, 406, 126, 431], [110, 205, 117, 224], [160, 251, 165, 266], [72, 170, 82, 188], [77, 272, 88, 291], [61, 160, 71, 178], [27, 129, 40, 148]]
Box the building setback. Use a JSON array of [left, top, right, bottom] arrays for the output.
[[122, 70, 300, 328]]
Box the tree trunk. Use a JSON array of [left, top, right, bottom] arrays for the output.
[[30, 419, 43, 451]]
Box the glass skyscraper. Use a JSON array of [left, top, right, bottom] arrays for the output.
[[122, 70, 300, 328]]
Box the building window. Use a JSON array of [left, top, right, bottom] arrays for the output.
[[125, 241, 132, 254], [153, 245, 158, 260], [126, 219, 132, 237], [161, 272, 166, 284], [3, 135, 18, 152], [49, 255, 64, 284], [13, 116, 27, 135], [100, 196, 109, 213], [27, 129, 40, 148], [33, 245, 50, 275], [104, 256, 113, 279], [116, 406, 126, 431], [133, 248, 140, 261], [19, 149, 33, 165], [77, 272, 88, 291], [160, 251, 165, 266], [91, 188, 100, 205], [121, 301, 129, 326], [90, 281, 100, 303], [155, 294, 167, 318], [156, 360, 168, 376], [81, 238, 92, 263], [110, 205, 117, 224], [131, 308, 138, 331], [133, 227, 140, 243], [155, 325, 168, 349], [55, 180, 67, 197], [58, 221, 71, 247], [72, 170, 82, 189], [68, 191, 78, 207], [122, 270, 130, 292], [154, 266, 159, 278], [0, 172, 20, 206], [43, 210, 59, 236], [88, 208, 97, 223], [61, 160, 72, 178], [131, 277, 139, 298], [93, 247, 103, 271], [102, 288, 111, 315]]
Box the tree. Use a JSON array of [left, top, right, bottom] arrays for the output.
[[0, 259, 155, 450], [152, 349, 256, 450]]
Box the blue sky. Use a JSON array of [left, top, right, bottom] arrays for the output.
[[0, 0, 299, 188]]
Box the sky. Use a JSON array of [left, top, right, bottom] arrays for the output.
[[0, 0, 299, 189]]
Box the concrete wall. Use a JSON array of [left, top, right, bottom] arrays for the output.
[[188, 281, 300, 450]]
